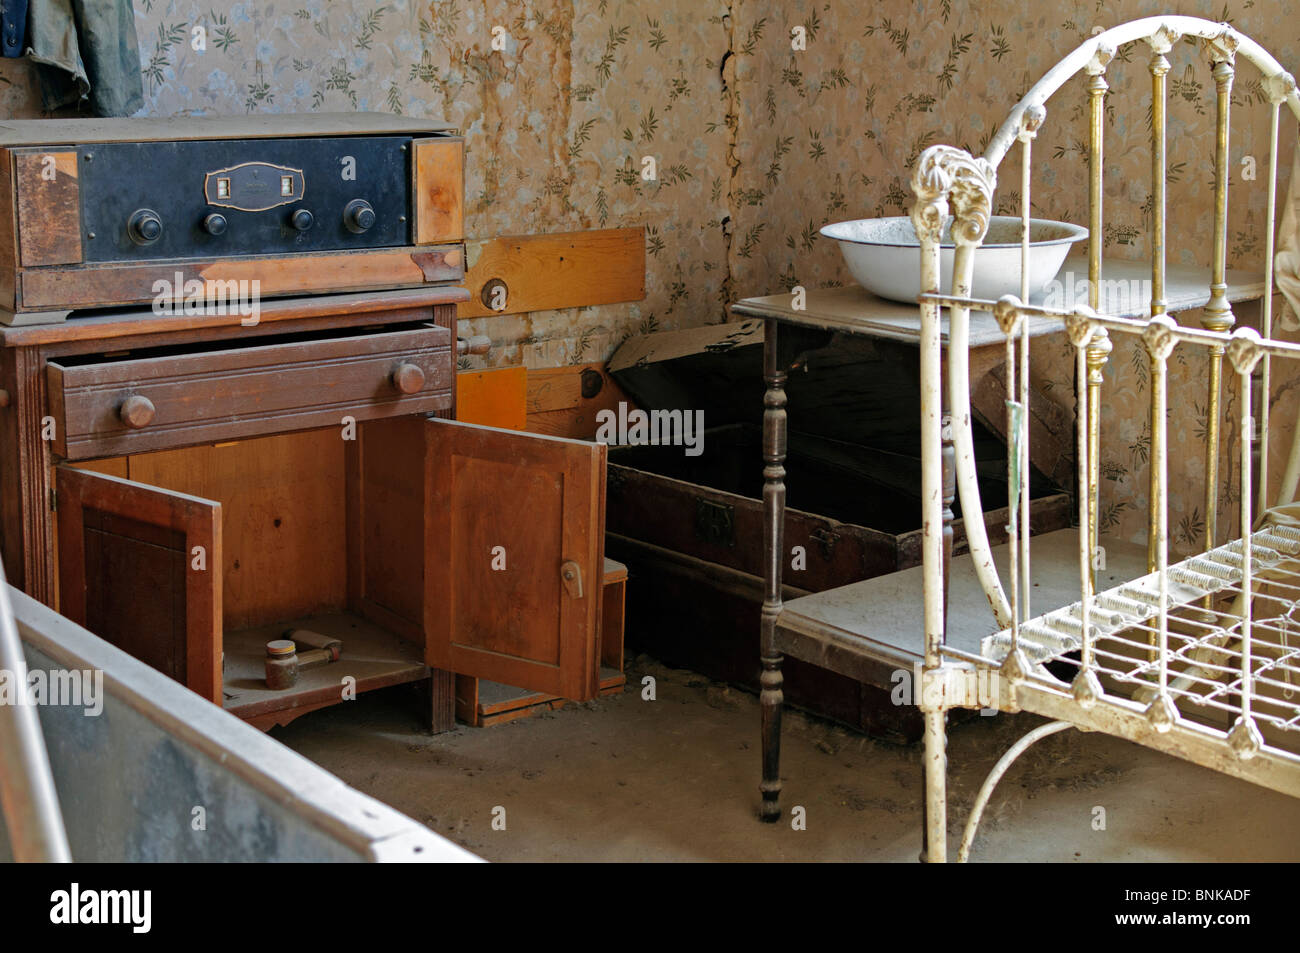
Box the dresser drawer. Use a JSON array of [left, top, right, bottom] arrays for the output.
[[47, 324, 454, 459]]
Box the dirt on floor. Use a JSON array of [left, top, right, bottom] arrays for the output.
[[274, 654, 1300, 862]]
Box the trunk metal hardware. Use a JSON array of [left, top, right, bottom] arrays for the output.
[[695, 498, 735, 548]]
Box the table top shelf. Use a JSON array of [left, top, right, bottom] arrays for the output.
[[732, 254, 1268, 342]]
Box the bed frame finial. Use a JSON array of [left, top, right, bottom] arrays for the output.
[[1017, 103, 1046, 141], [1264, 69, 1297, 103], [1086, 41, 1115, 76], [1204, 25, 1239, 64], [1145, 22, 1181, 55], [911, 145, 996, 246], [1229, 717, 1264, 760]]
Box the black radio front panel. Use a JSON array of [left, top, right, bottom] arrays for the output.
[[78, 135, 413, 263]]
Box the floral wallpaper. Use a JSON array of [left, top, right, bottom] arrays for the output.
[[0, 0, 1298, 549], [122, 0, 734, 369], [3, 0, 735, 366], [728, 0, 1300, 550]]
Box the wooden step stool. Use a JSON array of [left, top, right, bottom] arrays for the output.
[[454, 557, 628, 727]]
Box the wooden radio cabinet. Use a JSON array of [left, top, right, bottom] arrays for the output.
[[0, 114, 464, 322], [0, 291, 621, 730]]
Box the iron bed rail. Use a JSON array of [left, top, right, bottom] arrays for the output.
[[914, 15, 1300, 861]]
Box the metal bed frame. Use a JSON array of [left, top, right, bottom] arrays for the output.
[[913, 16, 1300, 861]]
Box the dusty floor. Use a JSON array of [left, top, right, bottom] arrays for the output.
[[276, 655, 1300, 862]]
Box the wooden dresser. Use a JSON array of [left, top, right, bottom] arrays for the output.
[[0, 293, 620, 729], [0, 115, 620, 730]]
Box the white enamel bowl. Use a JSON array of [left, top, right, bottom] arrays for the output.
[[821, 215, 1088, 304]]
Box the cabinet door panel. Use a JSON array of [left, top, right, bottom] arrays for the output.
[[425, 420, 605, 700], [56, 467, 222, 703]]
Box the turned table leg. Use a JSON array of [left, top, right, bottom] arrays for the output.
[[759, 317, 787, 822]]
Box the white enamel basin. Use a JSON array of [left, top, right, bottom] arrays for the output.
[[821, 215, 1088, 304]]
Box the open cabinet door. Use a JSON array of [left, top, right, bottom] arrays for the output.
[[425, 419, 606, 701], [55, 467, 223, 703]]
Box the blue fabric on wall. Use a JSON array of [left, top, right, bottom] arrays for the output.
[[2, 0, 28, 57], [26, 0, 143, 116]]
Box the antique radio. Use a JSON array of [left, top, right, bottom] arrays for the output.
[[0, 114, 464, 323]]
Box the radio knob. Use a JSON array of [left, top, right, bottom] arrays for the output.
[[203, 213, 228, 236], [127, 209, 163, 245], [344, 199, 376, 234], [290, 208, 314, 232]]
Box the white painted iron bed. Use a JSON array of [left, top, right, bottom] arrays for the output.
[[754, 14, 1300, 859], [910, 16, 1300, 861]]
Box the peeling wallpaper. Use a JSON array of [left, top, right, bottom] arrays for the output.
[[2, 1, 736, 366], [0, 0, 1297, 547], [129, 0, 734, 367], [727, 0, 1300, 548]]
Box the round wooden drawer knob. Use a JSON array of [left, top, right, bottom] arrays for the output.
[[391, 363, 425, 394], [119, 395, 155, 429]]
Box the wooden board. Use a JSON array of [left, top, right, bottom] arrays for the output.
[[17, 245, 464, 312], [455, 557, 628, 725], [526, 363, 631, 439], [0, 150, 16, 309], [349, 415, 427, 641], [55, 466, 222, 703], [413, 138, 464, 245], [455, 668, 625, 727], [0, 114, 455, 147], [971, 362, 1075, 490], [456, 366, 527, 431], [0, 286, 468, 347], [128, 431, 347, 630], [48, 324, 453, 459], [69, 456, 127, 477], [424, 419, 606, 700], [222, 611, 428, 722], [14, 150, 81, 267], [459, 228, 645, 319], [600, 560, 627, 670], [608, 318, 764, 374], [48, 324, 452, 460]]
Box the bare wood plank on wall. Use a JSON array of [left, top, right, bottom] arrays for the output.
[[526, 363, 631, 440], [15, 151, 81, 267], [459, 228, 645, 319], [457, 366, 527, 430]]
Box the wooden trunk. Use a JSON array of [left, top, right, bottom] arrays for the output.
[[605, 321, 1072, 742]]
